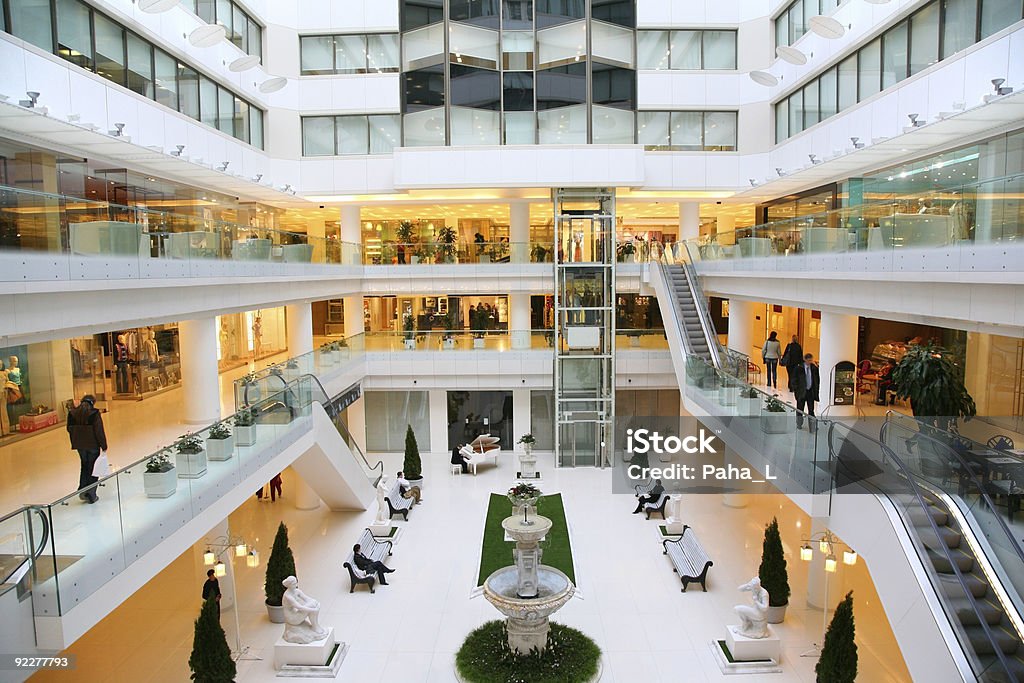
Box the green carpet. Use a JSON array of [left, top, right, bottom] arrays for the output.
[[476, 493, 575, 587]]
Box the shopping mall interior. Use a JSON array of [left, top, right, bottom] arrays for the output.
[[0, 0, 1023, 681]]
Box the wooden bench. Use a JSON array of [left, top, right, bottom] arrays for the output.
[[342, 529, 393, 593], [384, 480, 415, 520], [642, 493, 669, 519], [662, 525, 713, 592]]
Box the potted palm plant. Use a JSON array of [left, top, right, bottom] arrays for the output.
[[437, 225, 457, 263], [264, 522, 296, 623], [175, 432, 207, 479], [143, 450, 176, 498], [205, 421, 234, 461], [759, 518, 790, 623], [235, 406, 257, 446], [891, 341, 976, 432], [403, 312, 416, 350], [737, 387, 761, 417], [396, 221, 416, 263], [760, 396, 792, 434], [404, 424, 423, 489]]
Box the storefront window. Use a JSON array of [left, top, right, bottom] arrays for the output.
[[447, 391, 513, 450], [364, 391, 431, 451]]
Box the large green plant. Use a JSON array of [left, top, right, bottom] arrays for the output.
[[264, 522, 296, 607], [816, 591, 857, 683], [188, 597, 236, 682], [404, 424, 422, 480], [891, 342, 976, 429], [395, 220, 415, 244], [758, 518, 790, 607]]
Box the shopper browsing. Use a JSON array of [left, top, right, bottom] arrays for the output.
[[762, 331, 782, 390]]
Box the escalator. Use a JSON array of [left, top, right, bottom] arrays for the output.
[[0, 507, 51, 677]]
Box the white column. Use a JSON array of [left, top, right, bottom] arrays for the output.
[[292, 470, 321, 510], [512, 388, 531, 446], [428, 389, 448, 454], [286, 302, 314, 357], [510, 292, 531, 349], [343, 296, 363, 338], [679, 201, 700, 241], [817, 312, 859, 413], [340, 204, 361, 265], [727, 299, 755, 359], [180, 317, 220, 424], [510, 202, 530, 263]]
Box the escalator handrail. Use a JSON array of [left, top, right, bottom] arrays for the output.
[[828, 422, 1017, 680], [301, 374, 384, 484], [0, 506, 50, 588]]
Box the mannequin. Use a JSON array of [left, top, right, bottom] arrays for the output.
[[0, 360, 9, 436], [113, 335, 130, 394], [142, 328, 159, 365], [252, 315, 263, 359], [7, 356, 21, 388]]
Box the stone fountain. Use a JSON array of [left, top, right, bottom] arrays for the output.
[[482, 505, 575, 654]]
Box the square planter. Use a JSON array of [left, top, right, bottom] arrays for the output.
[[760, 411, 792, 434], [718, 386, 740, 407], [403, 338, 416, 350], [473, 337, 485, 349], [206, 435, 235, 461], [320, 351, 337, 367], [737, 397, 761, 417], [144, 468, 177, 498], [236, 424, 257, 447], [628, 335, 641, 347], [176, 450, 208, 479], [443, 337, 456, 349]]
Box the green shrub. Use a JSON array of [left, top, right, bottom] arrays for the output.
[[816, 591, 857, 683], [188, 598, 236, 682], [758, 518, 790, 607], [264, 522, 296, 607], [456, 620, 600, 683], [403, 425, 422, 480]]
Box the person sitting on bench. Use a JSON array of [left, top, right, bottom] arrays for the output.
[[352, 544, 395, 585], [451, 446, 470, 473], [397, 471, 422, 504], [633, 479, 665, 514]]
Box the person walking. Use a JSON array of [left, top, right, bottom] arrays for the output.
[[66, 395, 106, 503], [780, 334, 803, 393], [202, 568, 222, 618], [761, 331, 782, 390], [794, 353, 821, 431]]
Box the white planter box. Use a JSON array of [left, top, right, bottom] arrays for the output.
[[144, 469, 177, 498], [404, 338, 416, 349], [760, 411, 792, 434], [176, 450, 208, 479], [206, 435, 235, 461], [628, 335, 641, 347], [718, 386, 740, 406], [737, 397, 761, 417], [473, 338, 485, 349], [236, 424, 257, 447], [320, 351, 337, 367], [443, 337, 456, 349]]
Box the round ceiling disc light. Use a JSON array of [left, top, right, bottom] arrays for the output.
[[749, 71, 779, 87], [189, 24, 226, 48], [776, 46, 808, 65], [139, 0, 179, 12], [258, 77, 287, 93], [229, 55, 261, 72], [808, 15, 846, 39]]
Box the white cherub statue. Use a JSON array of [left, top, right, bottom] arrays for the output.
[[734, 576, 770, 639], [281, 576, 329, 644]]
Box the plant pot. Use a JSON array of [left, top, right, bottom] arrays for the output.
[[403, 338, 416, 350], [628, 335, 641, 347], [766, 604, 787, 624], [473, 338, 485, 349], [143, 468, 177, 498], [320, 350, 337, 367], [718, 385, 740, 406], [410, 255, 420, 264], [236, 424, 257, 447], [408, 476, 423, 490], [206, 435, 235, 461], [443, 337, 456, 349], [266, 602, 285, 624], [760, 411, 792, 434], [737, 396, 761, 417], [175, 449, 207, 479]]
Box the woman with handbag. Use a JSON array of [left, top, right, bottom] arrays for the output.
[[762, 331, 782, 390]]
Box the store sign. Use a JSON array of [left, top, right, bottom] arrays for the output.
[[832, 361, 856, 405]]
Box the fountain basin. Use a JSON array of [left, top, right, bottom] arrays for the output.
[[502, 513, 551, 543], [483, 565, 575, 654]]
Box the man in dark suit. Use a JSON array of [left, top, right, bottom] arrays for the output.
[[633, 479, 665, 514], [353, 544, 395, 585], [781, 335, 803, 393], [794, 353, 820, 431]]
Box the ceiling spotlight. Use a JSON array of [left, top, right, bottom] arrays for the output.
[[850, 136, 865, 149], [217, 161, 230, 172], [907, 113, 923, 127], [170, 144, 185, 157], [808, 154, 821, 164], [109, 122, 126, 137], [775, 167, 786, 177], [991, 78, 1013, 96], [19, 91, 40, 108]]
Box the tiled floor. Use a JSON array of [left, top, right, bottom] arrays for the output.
[[34, 451, 912, 683]]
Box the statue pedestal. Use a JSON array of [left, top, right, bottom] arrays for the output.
[[274, 627, 346, 676], [367, 521, 392, 536], [725, 625, 781, 662], [665, 495, 685, 533]]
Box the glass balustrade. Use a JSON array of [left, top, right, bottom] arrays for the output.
[[368, 240, 549, 265]]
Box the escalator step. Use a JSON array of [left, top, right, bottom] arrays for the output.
[[964, 624, 1022, 656], [940, 572, 990, 599], [949, 596, 1006, 626], [908, 505, 950, 527], [927, 547, 975, 574]]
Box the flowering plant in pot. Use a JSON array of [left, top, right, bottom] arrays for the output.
[[517, 433, 536, 455], [205, 421, 235, 461], [516, 434, 539, 478], [508, 482, 542, 523], [175, 432, 207, 479], [760, 396, 792, 434], [234, 406, 258, 447], [143, 450, 176, 498]]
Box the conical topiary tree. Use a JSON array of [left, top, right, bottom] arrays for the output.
[[264, 522, 296, 607], [404, 424, 422, 480], [189, 598, 236, 682], [816, 591, 857, 683], [758, 517, 790, 608]]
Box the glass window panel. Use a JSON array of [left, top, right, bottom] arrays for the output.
[[231, 5, 246, 49], [669, 30, 701, 69], [403, 23, 445, 70], [819, 66, 838, 119], [703, 31, 736, 70], [670, 111, 703, 150], [234, 98, 249, 143], [449, 22, 500, 69], [838, 53, 857, 110], [981, 0, 1023, 38], [882, 21, 908, 89], [404, 65, 446, 111], [248, 18, 262, 58], [789, 0, 805, 43], [94, 14, 127, 86], [502, 31, 535, 70], [302, 117, 336, 156], [126, 34, 153, 98], [858, 38, 881, 101], [10, 0, 53, 51], [591, 20, 634, 68], [803, 0, 817, 35], [196, 0, 215, 23], [216, 0, 232, 31], [504, 111, 535, 144], [57, 0, 94, 70], [336, 116, 369, 154], [530, 391, 554, 451], [637, 31, 669, 70], [591, 105, 633, 144], [503, 0, 533, 29], [336, 35, 367, 73], [363, 391, 430, 451], [942, 0, 978, 58], [788, 89, 803, 135], [402, 0, 444, 31], [503, 72, 534, 111], [251, 109, 264, 149], [450, 0, 500, 28], [450, 107, 501, 146], [776, 11, 789, 48], [537, 21, 587, 69], [591, 0, 635, 28], [300, 36, 335, 75], [199, 76, 218, 127], [537, 103, 587, 144], [775, 99, 789, 142], [638, 111, 670, 147], [705, 111, 736, 150], [803, 81, 819, 127], [178, 65, 200, 119], [450, 65, 501, 109], [367, 34, 400, 72], [218, 87, 234, 134], [535, 63, 586, 109], [591, 63, 634, 109], [154, 50, 178, 110], [536, 0, 585, 28], [369, 114, 400, 153], [909, 3, 940, 76], [403, 108, 447, 146]]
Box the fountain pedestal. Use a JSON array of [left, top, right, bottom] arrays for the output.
[[503, 515, 550, 598]]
